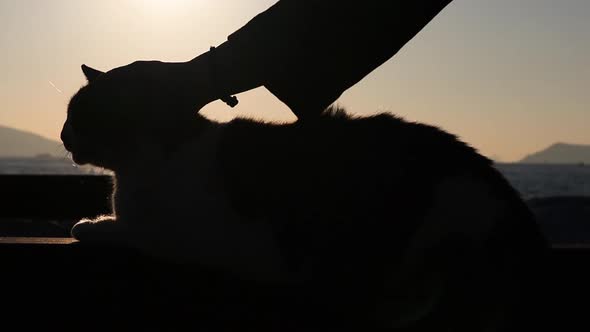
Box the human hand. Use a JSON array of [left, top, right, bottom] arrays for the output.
[[80, 60, 214, 120]]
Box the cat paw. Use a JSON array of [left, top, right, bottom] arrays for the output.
[[71, 216, 126, 243]]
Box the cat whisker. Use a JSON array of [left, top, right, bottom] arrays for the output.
[[48, 80, 63, 94], [56, 145, 78, 167], [51, 145, 70, 161], [56, 145, 71, 160]]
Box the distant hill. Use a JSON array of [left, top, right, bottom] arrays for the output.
[[0, 125, 62, 157], [520, 143, 590, 164]]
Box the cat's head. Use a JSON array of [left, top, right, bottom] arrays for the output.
[[61, 64, 201, 170]]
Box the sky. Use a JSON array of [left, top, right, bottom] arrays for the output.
[[0, 0, 589, 162]]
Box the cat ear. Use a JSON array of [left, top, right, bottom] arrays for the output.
[[81, 64, 104, 82]]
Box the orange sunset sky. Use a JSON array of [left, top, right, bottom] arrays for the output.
[[0, 0, 589, 162]]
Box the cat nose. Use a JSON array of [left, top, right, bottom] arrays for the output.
[[60, 123, 74, 151]]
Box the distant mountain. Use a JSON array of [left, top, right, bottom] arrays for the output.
[[520, 143, 590, 164], [0, 125, 62, 157]]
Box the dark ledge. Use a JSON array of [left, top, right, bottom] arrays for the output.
[[1, 236, 300, 331], [0, 175, 112, 220], [1, 236, 589, 330], [1, 175, 589, 329], [0, 236, 77, 244]]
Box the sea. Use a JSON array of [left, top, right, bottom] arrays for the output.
[[0, 156, 111, 176], [1, 157, 589, 200]]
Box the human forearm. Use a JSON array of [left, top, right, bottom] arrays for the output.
[[186, 0, 454, 119]]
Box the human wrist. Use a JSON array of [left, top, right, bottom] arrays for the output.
[[190, 40, 264, 100], [176, 55, 216, 107]]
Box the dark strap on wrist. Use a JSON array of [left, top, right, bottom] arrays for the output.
[[209, 46, 239, 108]]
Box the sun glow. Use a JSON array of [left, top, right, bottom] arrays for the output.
[[132, 0, 215, 21], [140, 0, 194, 10]]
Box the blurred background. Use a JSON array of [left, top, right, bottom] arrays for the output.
[[1, 0, 589, 162]]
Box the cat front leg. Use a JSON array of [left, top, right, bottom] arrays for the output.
[[71, 215, 128, 244]]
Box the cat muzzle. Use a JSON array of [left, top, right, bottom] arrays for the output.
[[60, 124, 75, 152]]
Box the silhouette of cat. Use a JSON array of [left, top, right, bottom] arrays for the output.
[[61, 64, 548, 329]]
